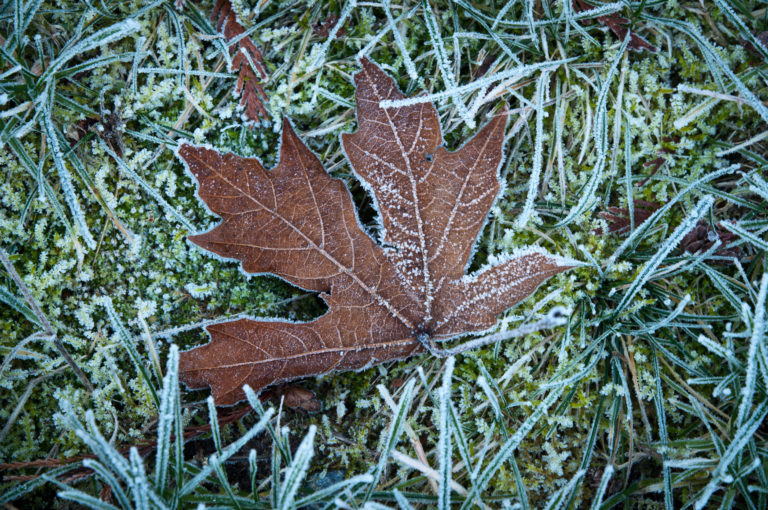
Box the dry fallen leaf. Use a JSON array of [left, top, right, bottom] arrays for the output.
[[267, 385, 322, 413], [177, 59, 574, 405], [211, 0, 269, 122], [679, 221, 742, 263]]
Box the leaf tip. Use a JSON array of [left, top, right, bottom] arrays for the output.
[[353, 55, 392, 91]]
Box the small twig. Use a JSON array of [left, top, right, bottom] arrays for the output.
[[0, 248, 94, 393], [419, 306, 570, 357]]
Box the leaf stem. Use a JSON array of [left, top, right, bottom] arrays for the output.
[[422, 306, 569, 357]]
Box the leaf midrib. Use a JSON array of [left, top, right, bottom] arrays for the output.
[[181, 335, 421, 372]]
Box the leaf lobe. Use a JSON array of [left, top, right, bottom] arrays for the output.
[[177, 59, 574, 405]]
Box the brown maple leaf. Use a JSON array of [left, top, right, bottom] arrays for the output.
[[176, 59, 575, 405], [212, 0, 269, 122]]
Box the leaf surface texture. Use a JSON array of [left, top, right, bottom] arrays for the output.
[[177, 59, 572, 404]]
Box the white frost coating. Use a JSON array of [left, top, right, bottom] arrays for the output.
[[279, 425, 317, 510], [151, 313, 255, 339], [717, 129, 768, 157], [694, 401, 768, 510], [431, 306, 569, 357], [0, 100, 34, 119], [365, 380, 416, 504], [310, 0, 357, 70], [556, 34, 629, 228], [40, 109, 96, 249], [96, 295, 161, 406], [463, 246, 584, 285], [78, 459, 131, 509], [696, 334, 735, 363], [746, 171, 768, 202], [42, 19, 140, 79], [59, 403, 136, 499], [0, 332, 50, 378], [390, 450, 469, 496], [314, 86, 354, 108], [451, 15, 521, 66], [664, 19, 768, 125], [608, 165, 739, 271], [539, 337, 603, 390], [471, 385, 566, 496], [437, 357, 455, 510], [59, 400, 172, 508], [735, 273, 767, 428], [378, 59, 575, 109], [128, 447, 153, 510], [664, 458, 717, 469], [588, 464, 615, 510], [137, 67, 235, 78], [720, 220, 768, 252], [701, 264, 741, 312], [12, 0, 44, 45], [383, 0, 418, 82], [477, 375, 502, 423], [514, 70, 550, 229], [614, 196, 714, 316], [524, 0, 535, 47], [542, 469, 586, 510], [650, 348, 673, 510], [357, 4, 419, 59], [422, 2, 473, 128], [713, 0, 768, 60], [206, 396, 222, 453], [631, 294, 692, 335], [184, 281, 217, 299], [393, 489, 416, 510], [455, 0, 623, 29], [180, 406, 275, 496], [491, 0, 517, 30], [714, 380, 733, 399], [154, 344, 179, 489], [676, 84, 745, 103], [673, 94, 720, 130], [465, 57, 518, 119], [102, 139, 194, 231]]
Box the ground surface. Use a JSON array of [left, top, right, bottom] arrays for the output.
[[1, 1, 767, 508]]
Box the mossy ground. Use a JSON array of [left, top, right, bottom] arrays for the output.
[[1, 0, 767, 507]]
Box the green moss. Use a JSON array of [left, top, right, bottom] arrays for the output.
[[1, 0, 767, 507]]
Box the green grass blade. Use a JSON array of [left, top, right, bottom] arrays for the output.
[[363, 379, 417, 503], [278, 425, 316, 510]]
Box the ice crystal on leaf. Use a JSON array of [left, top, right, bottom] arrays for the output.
[[175, 59, 574, 405]]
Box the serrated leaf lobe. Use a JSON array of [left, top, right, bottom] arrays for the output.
[[177, 59, 572, 405]]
